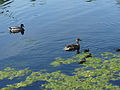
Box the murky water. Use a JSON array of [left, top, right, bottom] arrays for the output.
[[0, 0, 120, 89]]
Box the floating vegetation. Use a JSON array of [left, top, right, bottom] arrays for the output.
[[101, 52, 120, 58], [0, 67, 31, 80], [50, 57, 77, 67], [0, 52, 120, 90]]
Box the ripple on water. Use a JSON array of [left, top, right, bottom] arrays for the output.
[[0, 1, 120, 88], [0, 0, 120, 74], [0, 31, 7, 37]]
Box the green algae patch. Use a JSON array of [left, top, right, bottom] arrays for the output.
[[50, 53, 91, 67], [1, 52, 120, 90], [102, 52, 120, 58], [50, 57, 77, 67], [0, 67, 31, 80]]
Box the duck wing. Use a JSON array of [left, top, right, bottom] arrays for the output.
[[9, 26, 23, 33], [9, 26, 21, 30], [64, 44, 76, 51]]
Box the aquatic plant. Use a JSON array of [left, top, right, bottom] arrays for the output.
[[50, 53, 91, 67], [0, 52, 120, 90], [0, 67, 31, 80], [50, 57, 77, 67]]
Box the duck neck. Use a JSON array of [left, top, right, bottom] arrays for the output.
[[76, 41, 80, 45], [21, 24, 24, 28]]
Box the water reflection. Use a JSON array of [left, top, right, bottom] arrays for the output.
[[0, 0, 10, 5], [30, 0, 46, 6], [85, 0, 95, 2], [30, 0, 36, 2], [0, 0, 14, 18], [0, 0, 13, 7], [0, 9, 9, 14], [116, 0, 120, 4], [0, 9, 17, 23]]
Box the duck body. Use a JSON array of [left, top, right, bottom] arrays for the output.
[[9, 27, 24, 33], [83, 49, 90, 53], [85, 53, 92, 58], [78, 53, 92, 64], [64, 38, 81, 51], [9, 24, 25, 35], [115, 49, 120, 52], [64, 44, 80, 51], [78, 60, 86, 64]]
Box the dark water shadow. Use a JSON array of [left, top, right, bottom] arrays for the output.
[[16, 81, 46, 90], [85, 0, 96, 2], [0, 31, 8, 36], [0, 0, 14, 7], [115, 0, 120, 7], [30, 0, 37, 2], [116, 0, 120, 4], [30, 0, 46, 6], [0, 31, 5, 33]]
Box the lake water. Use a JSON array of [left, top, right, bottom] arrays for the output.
[[0, 0, 120, 89]]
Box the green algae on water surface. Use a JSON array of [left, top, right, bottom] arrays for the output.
[[1, 52, 120, 90], [0, 67, 31, 80]]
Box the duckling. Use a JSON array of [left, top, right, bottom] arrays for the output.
[[9, 24, 25, 35], [83, 49, 90, 53], [78, 60, 86, 64], [115, 48, 120, 52], [85, 53, 92, 58], [64, 38, 81, 51], [78, 53, 92, 64]]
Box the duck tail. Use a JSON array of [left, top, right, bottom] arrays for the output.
[[8, 27, 12, 30]]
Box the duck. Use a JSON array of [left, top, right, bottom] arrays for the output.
[[64, 38, 81, 51], [115, 48, 120, 52], [83, 49, 90, 53], [78, 60, 86, 64], [9, 24, 25, 35], [85, 53, 92, 58], [78, 53, 92, 64]]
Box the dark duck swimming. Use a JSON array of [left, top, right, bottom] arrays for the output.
[[9, 24, 25, 35], [83, 49, 90, 53], [115, 48, 120, 52], [64, 38, 81, 51], [78, 53, 92, 64]]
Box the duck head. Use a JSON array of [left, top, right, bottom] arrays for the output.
[[21, 24, 24, 28], [76, 38, 81, 42], [76, 38, 81, 45]]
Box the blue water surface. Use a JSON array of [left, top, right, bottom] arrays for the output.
[[0, 0, 120, 89]]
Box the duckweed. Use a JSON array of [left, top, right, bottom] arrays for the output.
[[0, 67, 31, 80], [102, 52, 120, 58], [0, 52, 120, 90], [50, 58, 77, 67]]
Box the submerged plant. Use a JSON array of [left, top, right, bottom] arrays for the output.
[[0, 52, 120, 90]]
